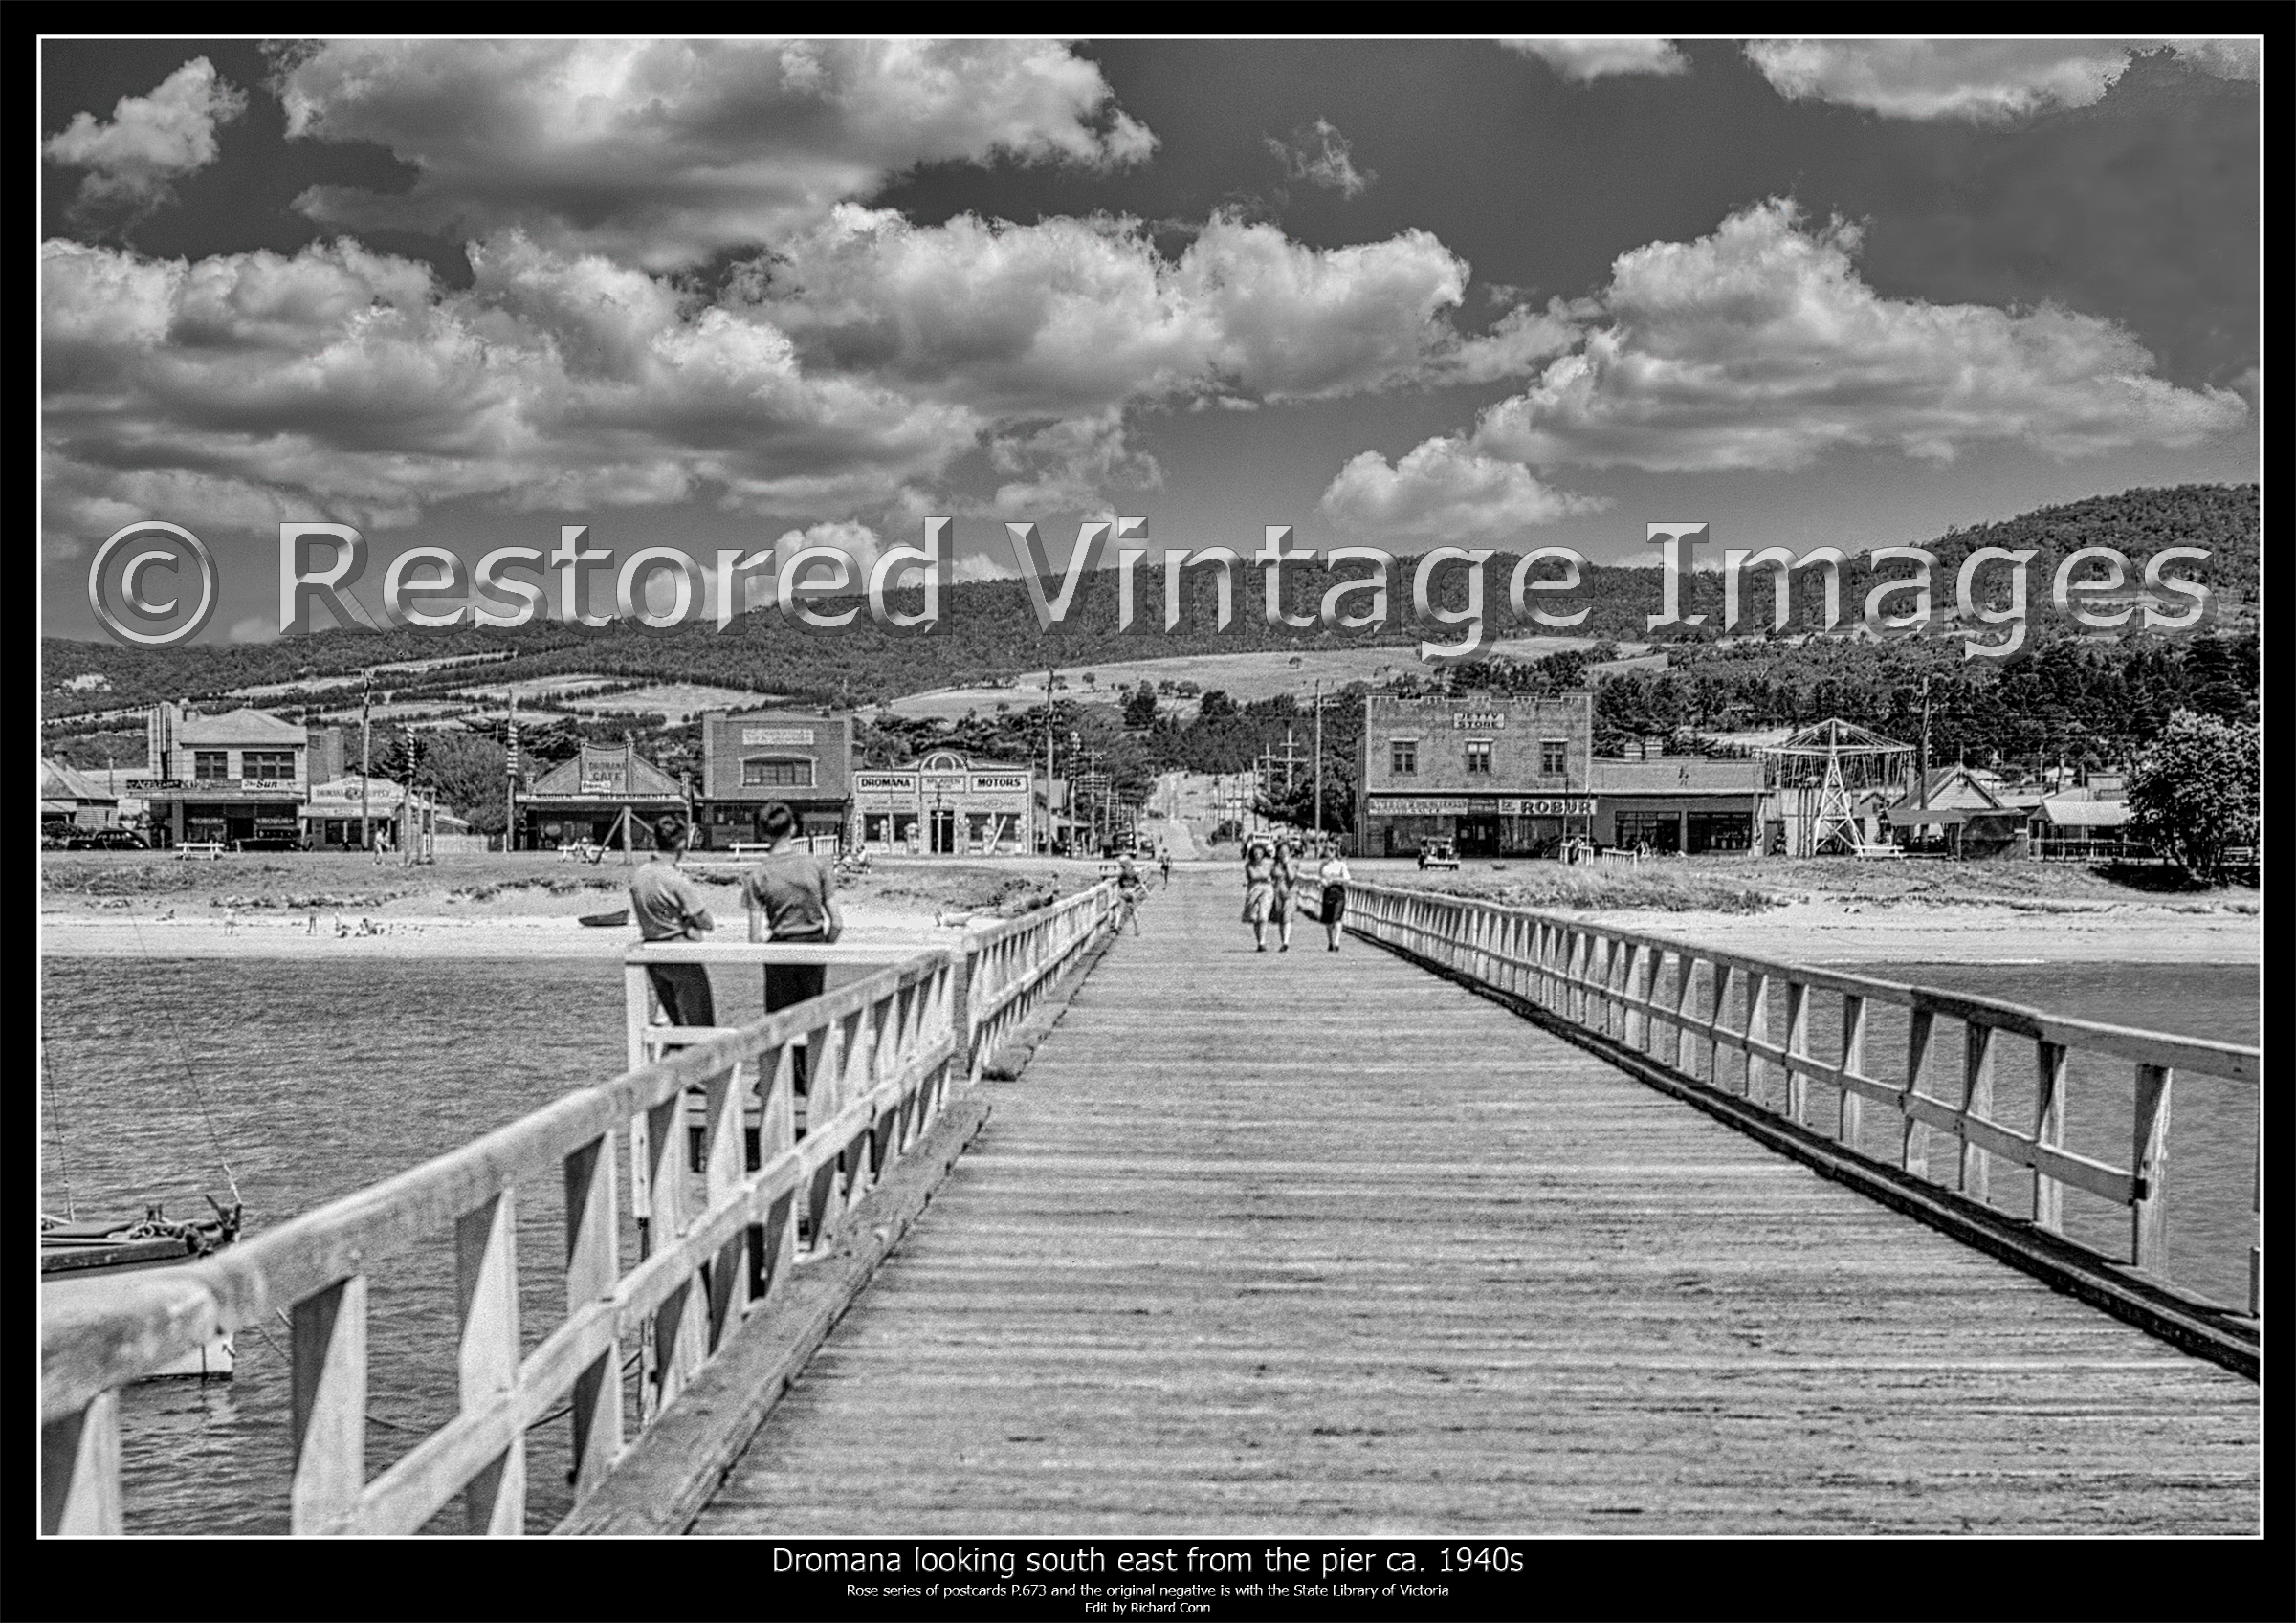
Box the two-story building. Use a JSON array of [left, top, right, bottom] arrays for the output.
[[1358, 692, 1596, 857], [137, 702, 310, 849], [695, 709, 854, 850], [854, 748, 1035, 856]]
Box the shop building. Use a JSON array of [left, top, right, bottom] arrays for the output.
[[695, 709, 853, 850], [1359, 692, 1596, 857], [303, 776, 472, 852], [518, 741, 687, 851], [134, 702, 310, 849], [1591, 757, 1765, 853], [854, 749, 1035, 856]]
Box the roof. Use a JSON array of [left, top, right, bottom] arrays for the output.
[[39, 757, 118, 803], [2035, 798, 2131, 828], [1590, 757, 1764, 794], [1893, 766, 2009, 814], [172, 708, 307, 746], [526, 744, 684, 800]]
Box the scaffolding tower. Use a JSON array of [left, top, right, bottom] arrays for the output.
[[1755, 718, 1915, 857]]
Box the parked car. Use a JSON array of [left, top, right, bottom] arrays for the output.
[[1417, 837, 1459, 871], [66, 827, 148, 851]]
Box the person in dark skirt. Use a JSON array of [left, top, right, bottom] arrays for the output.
[[1314, 849, 1352, 952]]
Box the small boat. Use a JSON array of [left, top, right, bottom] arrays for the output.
[[579, 908, 630, 928], [41, 1203, 242, 1379]]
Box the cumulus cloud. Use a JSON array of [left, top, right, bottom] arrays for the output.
[[1500, 38, 1689, 81], [43, 58, 247, 222], [1318, 439, 1607, 544], [1266, 118, 1374, 198], [775, 519, 883, 573], [272, 38, 1157, 269], [749, 206, 1492, 409], [39, 233, 981, 548], [1468, 199, 2248, 472], [1744, 38, 2258, 121]]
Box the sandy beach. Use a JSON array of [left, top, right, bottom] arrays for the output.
[[37, 902, 997, 960], [1586, 897, 2260, 966]]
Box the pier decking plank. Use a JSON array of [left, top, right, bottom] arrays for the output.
[[691, 873, 2258, 1536]]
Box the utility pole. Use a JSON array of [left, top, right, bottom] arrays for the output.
[[1312, 678, 1324, 842], [1918, 674, 1932, 809], [360, 669, 373, 857], [1043, 666, 1056, 854], [504, 691, 519, 854]]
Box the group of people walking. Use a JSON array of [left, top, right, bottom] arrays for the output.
[[1240, 832, 1350, 953]]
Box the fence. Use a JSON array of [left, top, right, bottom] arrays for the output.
[[41, 882, 1116, 1535], [1343, 883, 2261, 1330]]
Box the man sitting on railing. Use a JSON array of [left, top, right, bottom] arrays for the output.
[[630, 814, 717, 1026]]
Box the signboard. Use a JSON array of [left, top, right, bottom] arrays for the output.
[[1450, 712, 1508, 729], [579, 776, 627, 795], [1369, 794, 1593, 816], [920, 772, 968, 795], [741, 726, 814, 746], [854, 773, 917, 793], [968, 773, 1029, 794]]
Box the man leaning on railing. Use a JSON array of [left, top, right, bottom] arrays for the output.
[[630, 813, 717, 1026]]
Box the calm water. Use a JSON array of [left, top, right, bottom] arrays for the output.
[[40, 955, 2259, 1534]]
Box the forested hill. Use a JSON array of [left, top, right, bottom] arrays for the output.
[[43, 483, 2256, 720]]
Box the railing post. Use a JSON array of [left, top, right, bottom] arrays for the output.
[[2032, 1041, 2067, 1234], [455, 1192, 525, 1534], [41, 1390, 121, 1535], [563, 1132, 622, 1502], [1622, 943, 1645, 1048], [1673, 954, 1698, 1076], [1837, 994, 1866, 1149], [1781, 979, 1810, 1125], [1707, 963, 1732, 1090], [700, 1060, 749, 1350], [1959, 1021, 1995, 1203], [644, 1085, 704, 1413], [2130, 1064, 2172, 1273], [1902, 1009, 1934, 1180], [1744, 971, 1772, 1107], [290, 1275, 368, 1533]]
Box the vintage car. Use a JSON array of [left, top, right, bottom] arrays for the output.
[[1417, 837, 1460, 870]]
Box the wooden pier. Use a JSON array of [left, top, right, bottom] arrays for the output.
[[42, 869, 2259, 1536]]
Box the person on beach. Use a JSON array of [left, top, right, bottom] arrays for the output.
[[1269, 838, 1299, 952], [1241, 835, 1277, 951], [1159, 846, 1172, 888], [629, 814, 717, 1027], [1315, 848, 1352, 952], [743, 802, 845, 1092]]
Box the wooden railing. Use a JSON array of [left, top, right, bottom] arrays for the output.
[[960, 881, 1118, 1077], [1345, 882, 2261, 1325], [41, 881, 1122, 1535]]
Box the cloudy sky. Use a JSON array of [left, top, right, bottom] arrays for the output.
[[41, 36, 2260, 643]]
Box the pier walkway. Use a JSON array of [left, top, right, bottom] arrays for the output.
[[690, 870, 2257, 1536]]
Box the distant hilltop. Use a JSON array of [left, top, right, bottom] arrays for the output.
[[43, 483, 2257, 724]]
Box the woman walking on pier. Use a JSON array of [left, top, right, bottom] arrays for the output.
[[1241, 835, 1276, 951], [1314, 848, 1351, 952], [1269, 837, 1299, 952]]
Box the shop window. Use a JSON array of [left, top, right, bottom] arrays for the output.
[[242, 751, 296, 782], [741, 757, 814, 787], [1464, 739, 1493, 775], [1390, 740, 1417, 775], [1616, 811, 1681, 852], [1540, 740, 1568, 776], [193, 751, 230, 781]]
